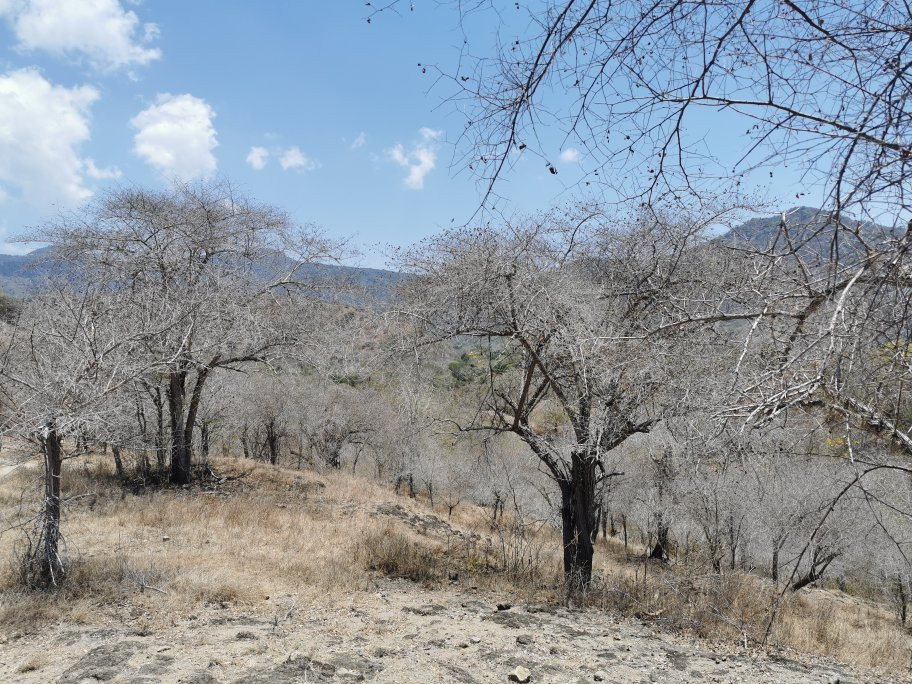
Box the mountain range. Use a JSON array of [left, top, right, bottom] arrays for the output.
[[0, 207, 899, 299], [0, 246, 406, 300], [719, 205, 900, 257]]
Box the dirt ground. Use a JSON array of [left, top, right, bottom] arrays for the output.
[[0, 576, 903, 683]]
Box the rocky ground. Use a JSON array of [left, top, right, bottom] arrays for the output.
[[0, 577, 902, 683]]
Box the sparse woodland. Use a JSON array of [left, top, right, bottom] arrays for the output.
[[1, 0, 912, 678]]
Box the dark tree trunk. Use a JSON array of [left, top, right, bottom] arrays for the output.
[[790, 546, 838, 592], [167, 367, 210, 484], [241, 425, 251, 460], [264, 419, 279, 465], [649, 450, 672, 561], [560, 450, 597, 591], [895, 576, 908, 626], [112, 444, 124, 479], [35, 426, 64, 587], [153, 386, 166, 471], [772, 545, 779, 583], [168, 371, 191, 484], [727, 513, 740, 571], [650, 519, 670, 561]]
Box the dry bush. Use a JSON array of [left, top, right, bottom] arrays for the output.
[[358, 522, 442, 583], [775, 589, 911, 670], [578, 552, 912, 671], [15, 652, 46, 674]]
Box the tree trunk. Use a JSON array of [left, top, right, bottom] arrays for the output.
[[560, 451, 597, 591], [241, 425, 251, 460], [650, 519, 670, 561], [772, 545, 779, 583], [649, 450, 672, 561], [167, 371, 191, 484], [112, 444, 124, 479], [895, 575, 908, 626], [727, 513, 740, 571], [167, 368, 210, 484], [790, 546, 838, 592], [153, 386, 166, 471], [264, 419, 279, 465], [36, 425, 64, 587]]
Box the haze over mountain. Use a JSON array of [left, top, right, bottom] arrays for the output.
[[0, 246, 405, 300], [0, 207, 901, 299]]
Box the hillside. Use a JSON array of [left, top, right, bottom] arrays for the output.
[[0, 246, 406, 300], [0, 208, 900, 301], [719, 206, 901, 259], [0, 453, 905, 683]]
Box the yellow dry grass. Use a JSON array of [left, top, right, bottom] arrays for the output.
[[0, 451, 908, 673]]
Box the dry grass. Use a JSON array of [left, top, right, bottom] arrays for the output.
[[0, 452, 909, 673]]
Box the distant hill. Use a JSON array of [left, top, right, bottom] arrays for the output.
[[718, 206, 901, 260], [0, 246, 407, 301], [3, 207, 893, 299]]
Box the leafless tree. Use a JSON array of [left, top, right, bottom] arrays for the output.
[[34, 180, 338, 484], [396, 205, 739, 587], [0, 284, 158, 587]]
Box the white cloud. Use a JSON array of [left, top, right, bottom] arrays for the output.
[[246, 146, 269, 171], [387, 128, 442, 190], [560, 148, 582, 163], [350, 132, 367, 150], [279, 146, 318, 172], [418, 127, 443, 141], [84, 158, 121, 180], [0, 67, 99, 209], [131, 93, 218, 180], [0, 0, 161, 72]]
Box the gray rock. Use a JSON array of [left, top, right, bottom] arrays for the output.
[[508, 666, 532, 683], [61, 641, 140, 682], [483, 611, 537, 629]]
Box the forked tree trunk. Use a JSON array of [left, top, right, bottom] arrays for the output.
[[167, 368, 210, 484], [790, 546, 838, 591], [560, 450, 597, 591]]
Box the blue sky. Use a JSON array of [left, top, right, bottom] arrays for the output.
[[0, 1, 816, 267]]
